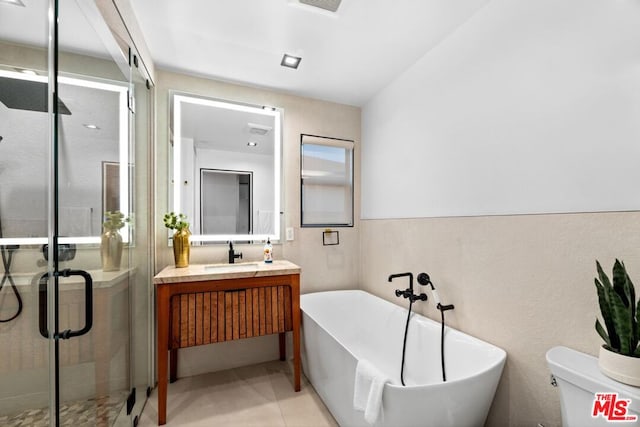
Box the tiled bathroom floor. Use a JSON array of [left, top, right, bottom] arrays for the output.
[[137, 360, 337, 426], [0, 391, 128, 427]]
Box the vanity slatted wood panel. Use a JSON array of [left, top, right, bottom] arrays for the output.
[[170, 286, 292, 347], [154, 260, 301, 425]]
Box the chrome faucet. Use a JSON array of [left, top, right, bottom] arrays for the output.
[[228, 242, 242, 264]]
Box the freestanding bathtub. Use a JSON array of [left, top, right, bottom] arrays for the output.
[[300, 290, 506, 427]]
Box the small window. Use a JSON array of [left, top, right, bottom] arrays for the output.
[[301, 134, 354, 227]]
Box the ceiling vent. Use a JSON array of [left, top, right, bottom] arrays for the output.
[[248, 123, 272, 135], [298, 0, 342, 13]]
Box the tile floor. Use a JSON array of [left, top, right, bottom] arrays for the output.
[[0, 392, 127, 427], [137, 360, 337, 426]]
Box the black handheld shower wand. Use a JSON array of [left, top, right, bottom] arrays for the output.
[[418, 272, 455, 382]]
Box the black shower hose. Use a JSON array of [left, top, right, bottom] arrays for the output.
[[439, 305, 447, 382], [399, 299, 414, 386], [400, 302, 450, 386], [0, 245, 22, 322]]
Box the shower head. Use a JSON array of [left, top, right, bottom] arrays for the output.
[[0, 76, 71, 114]]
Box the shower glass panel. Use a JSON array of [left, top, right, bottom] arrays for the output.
[[0, 0, 151, 425], [0, 0, 50, 422], [128, 43, 153, 423], [56, 1, 131, 424]]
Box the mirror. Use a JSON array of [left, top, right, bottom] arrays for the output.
[[170, 93, 282, 243], [0, 68, 130, 246]]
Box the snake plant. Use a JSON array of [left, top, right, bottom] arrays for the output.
[[594, 259, 640, 357]]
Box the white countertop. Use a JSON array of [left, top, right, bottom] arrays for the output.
[[153, 260, 301, 285]]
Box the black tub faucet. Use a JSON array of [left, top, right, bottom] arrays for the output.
[[390, 272, 428, 302], [389, 272, 414, 299], [228, 242, 242, 264]]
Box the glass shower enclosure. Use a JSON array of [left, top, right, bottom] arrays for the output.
[[0, 0, 152, 425]]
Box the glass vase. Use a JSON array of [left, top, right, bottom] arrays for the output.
[[101, 229, 123, 271]]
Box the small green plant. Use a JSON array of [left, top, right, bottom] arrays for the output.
[[594, 259, 640, 357], [163, 212, 189, 231], [103, 211, 128, 232]]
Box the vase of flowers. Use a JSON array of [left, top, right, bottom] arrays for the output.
[[101, 211, 127, 272], [164, 212, 190, 268]]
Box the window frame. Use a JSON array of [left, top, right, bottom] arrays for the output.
[[300, 134, 354, 228]]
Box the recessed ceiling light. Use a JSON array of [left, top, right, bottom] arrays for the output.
[[247, 142, 258, 147], [83, 124, 100, 130], [0, 0, 26, 6], [281, 54, 302, 69]]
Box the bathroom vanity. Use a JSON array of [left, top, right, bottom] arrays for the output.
[[153, 260, 301, 425]]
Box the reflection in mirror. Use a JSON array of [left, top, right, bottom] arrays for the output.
[[201, 169, 252, 234], [171, 94, 282, 243], [0, 69, 129, 246]]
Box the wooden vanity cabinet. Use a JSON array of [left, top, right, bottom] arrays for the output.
[[170, 285, 293, 348], [154, 261, 301, 425]]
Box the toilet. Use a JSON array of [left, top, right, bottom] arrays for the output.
[[546, 346, 640, 426]]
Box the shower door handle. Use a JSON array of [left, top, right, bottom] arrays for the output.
[[38, 272, 49, 338], [39, 269, 94, 339], [59, 269, 93, 339]]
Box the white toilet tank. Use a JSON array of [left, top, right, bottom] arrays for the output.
[[546, 346, 640, 427]]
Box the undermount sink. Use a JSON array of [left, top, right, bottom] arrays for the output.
[[204, 263, 259, 271]]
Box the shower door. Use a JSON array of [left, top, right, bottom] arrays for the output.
[[0, 0, 151, 425]]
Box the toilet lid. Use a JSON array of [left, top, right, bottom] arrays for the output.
[[546, 346, 640, 413]]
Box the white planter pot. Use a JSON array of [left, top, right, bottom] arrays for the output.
[[598, 346, 640, 387]]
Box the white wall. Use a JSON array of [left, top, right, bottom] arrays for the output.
[[362, 0, 640, 219], [359, 0, 640, 426]]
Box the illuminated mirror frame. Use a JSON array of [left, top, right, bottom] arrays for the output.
[[171, 94, 282, 243], [0, 69, 130, 246]]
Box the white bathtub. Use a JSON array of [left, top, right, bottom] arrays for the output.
[[300, 290, 506, 427]]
